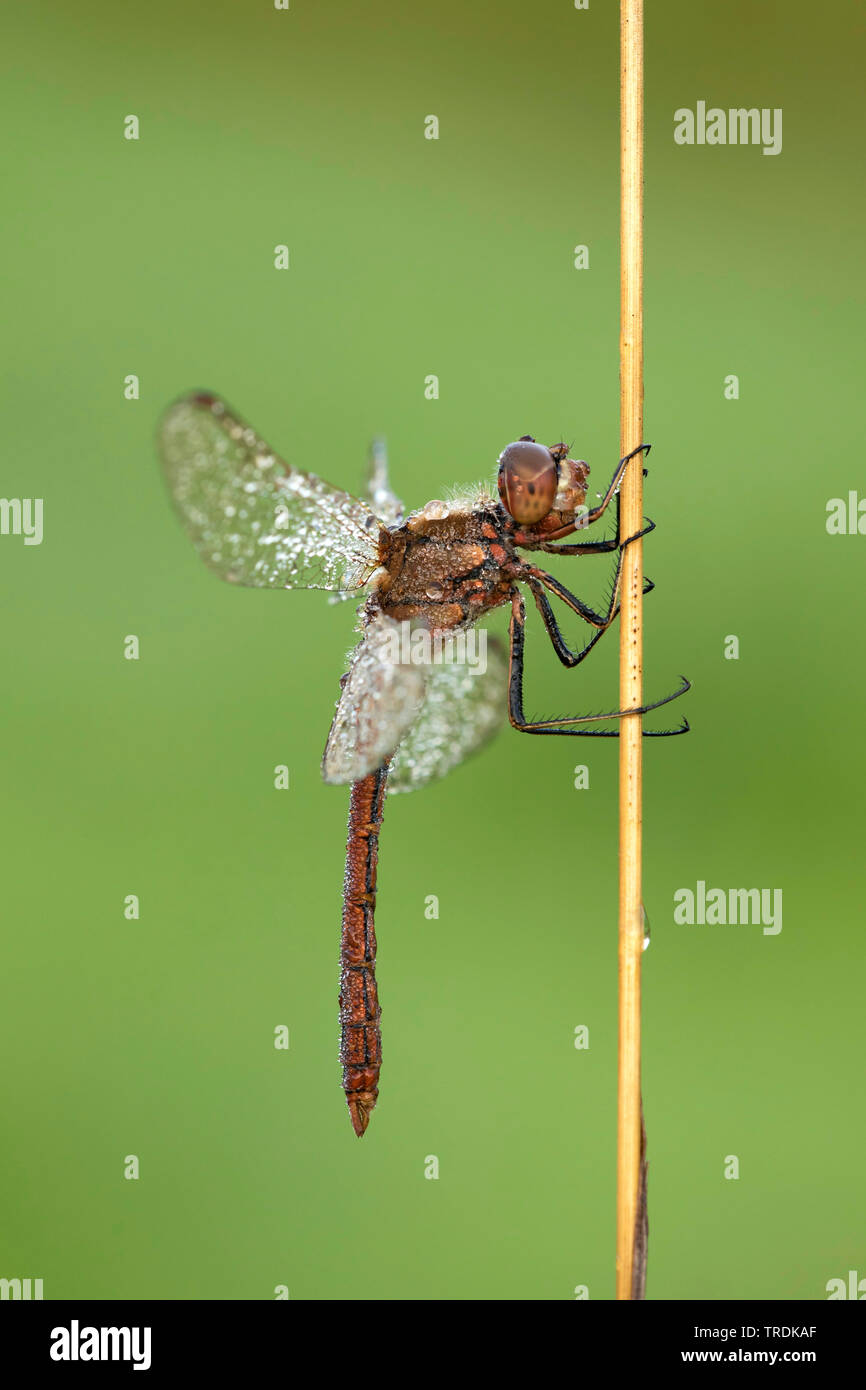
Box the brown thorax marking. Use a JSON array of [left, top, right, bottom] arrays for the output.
[[374, 499, 522, 630]]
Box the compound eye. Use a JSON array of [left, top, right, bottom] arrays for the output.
[[497, 440, 558, 524]]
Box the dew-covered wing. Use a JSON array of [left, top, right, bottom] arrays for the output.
[[322, 615, 427, 784], [388, 633, 507, 793], [158, 392, 383, 592], [365, 437, 404, 525]]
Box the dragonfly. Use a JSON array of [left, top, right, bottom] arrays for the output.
[[158, 392, 689, 1137]]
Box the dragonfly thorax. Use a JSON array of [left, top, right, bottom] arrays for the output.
[[374, 503, 517, 631]]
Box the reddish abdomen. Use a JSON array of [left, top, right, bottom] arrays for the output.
[[339, 765, 389, 1136]]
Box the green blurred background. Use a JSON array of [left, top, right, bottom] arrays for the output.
[[1, 0, 863, 1300]]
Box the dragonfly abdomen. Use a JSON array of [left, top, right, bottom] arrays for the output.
[[339, 764, 389, 1137]]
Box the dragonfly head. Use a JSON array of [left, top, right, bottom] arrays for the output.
[[497, 437, 590, 527]]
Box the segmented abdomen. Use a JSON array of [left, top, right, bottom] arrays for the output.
[[339, 764, 389, 1137]]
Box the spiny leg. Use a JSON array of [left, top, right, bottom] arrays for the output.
[[524, 511, 653, 634], [539, 516, 655, 559], [527, 571, 655, 670], [507, 588, 690, 738], [522, 513, 654, 666], [539, 443, 651, 544]]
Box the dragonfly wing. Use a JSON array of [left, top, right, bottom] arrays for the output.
[[365, 437, 404, 525], [158, 392, 384, 592], [325, 441, 403, 604], [388, 632, 507, 794], [322, 615, 427, 784]]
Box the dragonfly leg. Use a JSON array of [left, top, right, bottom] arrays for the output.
[[539, 443, 651, 543], [507, 588, 690, 737], [538, 515, 655, 558], [525, 569, 654, 670], [522, 505, 656, 666], [526, 504, 654, 626]]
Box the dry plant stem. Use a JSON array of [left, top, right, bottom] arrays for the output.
[[616, 0, 646, 1301]]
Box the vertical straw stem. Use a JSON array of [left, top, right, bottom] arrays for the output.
[[616, 0, 646, 1301]]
